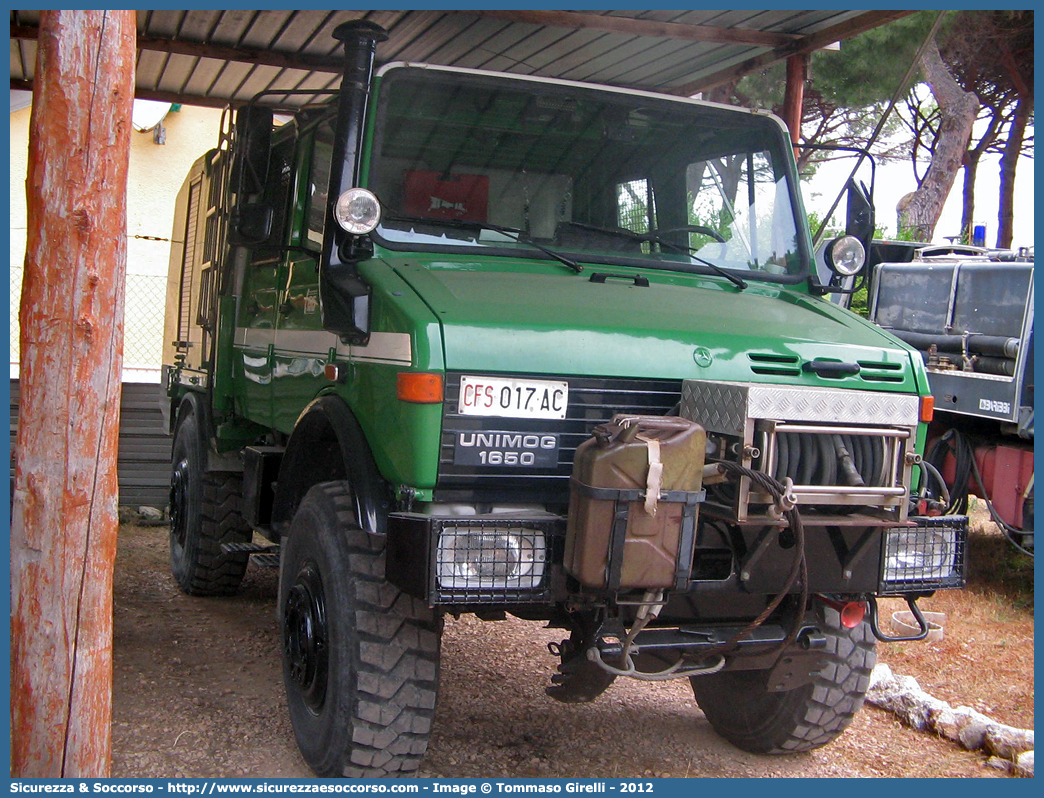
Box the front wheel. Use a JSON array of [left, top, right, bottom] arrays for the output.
[[169, 411, 251, 595], [280, 482, 442, 777], [690, 604, 876, 754]]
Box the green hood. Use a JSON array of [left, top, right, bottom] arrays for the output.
[[390, 257, 924, 394]]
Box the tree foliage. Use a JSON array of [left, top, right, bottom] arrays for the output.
[[735, 13, 943, 176], [941, 10, 1033, 247], [732, 11, 1033, 246], [896, 38, 979, 241], [896, 11, 1033, 245]]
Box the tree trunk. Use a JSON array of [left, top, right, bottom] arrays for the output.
[[959, 152, 978, 244], [897, 40, 978, 241], [960, 113, 1001, 244], [10, 9, 135, 777], [997, 96, 1030, 248]]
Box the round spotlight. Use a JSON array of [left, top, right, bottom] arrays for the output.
[[826, 235, 866, 277], [334, 188, 381, 235]]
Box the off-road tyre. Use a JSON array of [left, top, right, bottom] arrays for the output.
[[280, 481, 441, 777], [169, 411, 251, 595], [690, 604, 876, 754]]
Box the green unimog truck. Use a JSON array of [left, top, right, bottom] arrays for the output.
[[162, 21, 966, 777]]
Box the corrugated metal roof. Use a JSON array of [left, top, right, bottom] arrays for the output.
[[10, 9, 909, 109]]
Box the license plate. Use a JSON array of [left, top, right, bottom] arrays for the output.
[[458, 375, 569, 420]]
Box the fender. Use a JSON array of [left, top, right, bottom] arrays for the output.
[[174, 390, 243, 472], [271, 394, 391, 537]]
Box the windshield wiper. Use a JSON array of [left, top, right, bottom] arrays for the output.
[[644, 231, 747, 291], [382, 214, 583, 274], [560, 221, 747, 290]]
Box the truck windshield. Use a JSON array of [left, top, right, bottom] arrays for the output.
[[369, 66, 808, 281]]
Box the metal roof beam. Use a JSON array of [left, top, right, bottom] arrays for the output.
[[10, 77, 243, 110], [11, 11, 915, 106], [467, 10, 801, 48], [11, 24, 344, 75], [673, 10, 914, 94]]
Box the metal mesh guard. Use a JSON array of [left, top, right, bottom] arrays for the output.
[[432, 518, 559, 604], [879, 516, 968, 594]]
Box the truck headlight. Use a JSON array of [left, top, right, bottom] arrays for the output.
[[880, 518, 967, 592], [385, 514, 559, 604], [437, 527, 546, 590], [334, 188, 381, 234]]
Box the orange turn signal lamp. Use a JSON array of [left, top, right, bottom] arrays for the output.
[[920, 395, 935, 423], [397, 372, 444, 404]]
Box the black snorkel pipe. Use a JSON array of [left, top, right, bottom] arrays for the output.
[[320, 19, 388, 344]]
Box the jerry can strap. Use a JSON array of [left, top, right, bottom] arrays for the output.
[[570, 478, 705, 592], [570, 480, 706, 506]]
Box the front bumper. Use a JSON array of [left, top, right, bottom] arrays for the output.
[[385, 512, 967, 606]]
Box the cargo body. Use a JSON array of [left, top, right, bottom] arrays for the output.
[[869, 243, 1033, 543], [162, 23, 967, 777]]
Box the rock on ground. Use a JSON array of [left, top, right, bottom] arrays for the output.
[[868, 663, 1034, 774]]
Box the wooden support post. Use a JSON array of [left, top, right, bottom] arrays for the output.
[[11, 9, 135, 777], [784, 53, 808, 161]]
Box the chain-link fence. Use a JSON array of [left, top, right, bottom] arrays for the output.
[[9, 265, 21, 369], [9, 265, 166, 376]]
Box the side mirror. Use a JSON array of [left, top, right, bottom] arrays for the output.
[[821, 179, 873, 292], [230, 203, 274, 246], [320, 265, 371, 345], [320, 189, 381, 344], [845, 177, 874, 256], [229, 105, 274, 245], [230, 105, 273, 198]]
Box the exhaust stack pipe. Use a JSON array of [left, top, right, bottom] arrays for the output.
[[330, 20, 388, 193], [320, 20, 388, 345]]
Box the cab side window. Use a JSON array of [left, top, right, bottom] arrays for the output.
[[306, 121, 336, 248], [261, 135, 296, 246]]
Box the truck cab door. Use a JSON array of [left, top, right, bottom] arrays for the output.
[[271, 120, 336, 431], [232, 132, 297, 425]]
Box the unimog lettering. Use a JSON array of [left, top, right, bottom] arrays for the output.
[[454, 431, 559, 468], [162, 20, 968, 778]]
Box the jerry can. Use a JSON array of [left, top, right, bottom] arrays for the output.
[[565, 415, 706, 591]]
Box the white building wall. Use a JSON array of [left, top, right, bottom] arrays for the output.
[[9, 99, 223, 381]]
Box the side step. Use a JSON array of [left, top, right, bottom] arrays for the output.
[[222, 541, 281, 568]]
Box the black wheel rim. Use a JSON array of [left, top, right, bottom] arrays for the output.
[[170, 458, 190, 549], [283, 564, 329, 713]]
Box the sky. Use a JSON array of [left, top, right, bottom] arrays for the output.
[[802, 121, 1035, 249]]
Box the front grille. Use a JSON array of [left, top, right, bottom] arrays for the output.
[[858, 360, 906, 384], [745, 353, 907, 384], [748, 352, 800, 377], [438, 373, 682, 501]]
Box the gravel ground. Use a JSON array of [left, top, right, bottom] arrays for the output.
[[112, 523, 1008, 779]]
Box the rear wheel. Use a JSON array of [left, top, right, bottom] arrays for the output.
[[281, 481, 442, 777], [169, 411, 251, 595], [690, 604, 875, 754]]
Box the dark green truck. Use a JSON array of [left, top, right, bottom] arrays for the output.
[[163, 21, 966, 777]]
